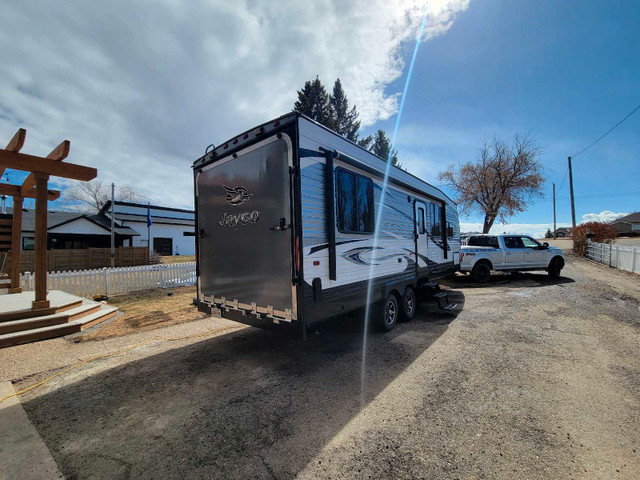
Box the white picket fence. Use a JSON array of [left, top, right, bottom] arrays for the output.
[[20, 262, 197, 298], [586, 241, 640, 275]]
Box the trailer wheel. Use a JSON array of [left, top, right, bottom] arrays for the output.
[[400, 287, 416, 322], [471, 262, 491, 284], [377, 293, 399, 332]]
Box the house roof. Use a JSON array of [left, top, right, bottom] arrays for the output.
[[99, 200, 194, 215], [6, 207, 139, 236], [611, 212, 640, 224]]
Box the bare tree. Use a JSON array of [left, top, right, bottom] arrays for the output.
[[439, 134, 544, 233], [64, 180, 147, 213]]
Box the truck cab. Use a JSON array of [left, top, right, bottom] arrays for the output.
[[460, 234, 565, 283]]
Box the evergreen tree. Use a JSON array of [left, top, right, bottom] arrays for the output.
[[293, 76, 333, 127], [357, 135, 373, 150], [329, 78, 360, 141], [371, 130, 400, 166]]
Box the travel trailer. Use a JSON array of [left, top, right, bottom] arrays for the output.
[[193, 113, 460, 335]]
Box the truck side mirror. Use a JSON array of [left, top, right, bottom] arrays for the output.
[[543, 242, 549, 248]]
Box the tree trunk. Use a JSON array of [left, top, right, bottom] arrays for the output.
[[483, 215, 496, 234]]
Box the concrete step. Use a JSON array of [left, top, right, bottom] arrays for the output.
[[0, 304, 101, 335], [0, 306, 118, 348]]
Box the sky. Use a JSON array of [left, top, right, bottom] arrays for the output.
[[1, 0, 638, 237]]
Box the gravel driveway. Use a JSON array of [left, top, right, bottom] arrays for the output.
[[16, 254, 640, 479]]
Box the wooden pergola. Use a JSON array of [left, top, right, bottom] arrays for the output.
[[0, 128, 97, 309]]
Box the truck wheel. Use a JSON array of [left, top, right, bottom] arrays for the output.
[[377, 293, 399, 332], [471, 263, 491, 284], [548, 257, 564, 278], [400, 287, 416, 322]]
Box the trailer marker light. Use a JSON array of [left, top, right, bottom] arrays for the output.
[[273, 120, 280, 126], [313, 261, 319, 266], [243, 133, 249, 139], [254, 127, 264, 136], [223, 143, 228, 149], [233, 138, 238, 144]]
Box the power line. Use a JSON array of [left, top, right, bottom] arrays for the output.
[[557, 167, 568, 192], [571, 103, 640, 158]]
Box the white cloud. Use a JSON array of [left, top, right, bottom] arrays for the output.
[[580, 211, 629, 224], [0, 0, 470, 209], [461, 222, 573, 239]]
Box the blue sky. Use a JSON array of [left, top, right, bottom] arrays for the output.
[[0, 1, 638, 237], [369, 0, 640, 234]]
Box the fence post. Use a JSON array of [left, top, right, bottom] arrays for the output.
[[633, 247, 638, 274], [25, 271, 31, 291], [609, 243, 612, 267], [102, 267, 108, 296]]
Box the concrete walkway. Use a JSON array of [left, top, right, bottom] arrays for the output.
[[0, 381, 63, 479]]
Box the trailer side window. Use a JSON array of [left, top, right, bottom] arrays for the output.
[[431, 203, 442, 237], [417, 206, 426, 234], [337, 169, 374, 234]]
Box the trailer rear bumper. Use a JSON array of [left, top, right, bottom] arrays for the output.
[[199, 295, 295, 325]]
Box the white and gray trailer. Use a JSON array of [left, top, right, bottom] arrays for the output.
[[193, 113, 460, 334]]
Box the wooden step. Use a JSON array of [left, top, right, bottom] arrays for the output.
[[0, 304, 101, 335], [0, 306, 118, 348], [0, 299, 83, 323]]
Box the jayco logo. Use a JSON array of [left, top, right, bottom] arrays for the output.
[[218, 210, 261, 229], [223, 185, 253, 206]]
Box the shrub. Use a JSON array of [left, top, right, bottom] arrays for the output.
[[572, 221, 618, 256], [149, 250, 162, 264]]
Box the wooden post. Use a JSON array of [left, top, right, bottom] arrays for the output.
[[8, 194, 23, 293], [32, 172, 50, 309]]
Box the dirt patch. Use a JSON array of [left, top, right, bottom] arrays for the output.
[[160, 255, 195, 264], [79, 286, 205, 341]]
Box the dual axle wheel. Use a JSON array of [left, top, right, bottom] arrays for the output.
[[376, 286, 416, 332]]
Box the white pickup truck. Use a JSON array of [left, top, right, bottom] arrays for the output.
[[460, 234, 565, 283]]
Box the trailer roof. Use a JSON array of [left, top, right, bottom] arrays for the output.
[[193, 112, 456, 206]]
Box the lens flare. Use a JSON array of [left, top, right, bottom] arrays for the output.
[[360, 8, 430, 406]]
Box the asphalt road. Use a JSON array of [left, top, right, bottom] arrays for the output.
[[17, 254, 640, 479]]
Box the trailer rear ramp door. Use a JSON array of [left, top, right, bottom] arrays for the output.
[[196, 135, 296, 322]]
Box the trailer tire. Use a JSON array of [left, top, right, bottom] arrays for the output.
[[377, 293, 399, 332], [471, 262, 491, 284], [399, 286, 416, 322]]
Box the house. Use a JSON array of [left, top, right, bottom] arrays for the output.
[[6, 207, 139, 250], [610, 212, 640, 236], [100, 201, 195, 255], [554, 227, 572, 238]]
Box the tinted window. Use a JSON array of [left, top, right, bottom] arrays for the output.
[[522, 236, 540, 248], [504, 236, 524, 249], [468, 236, 498, 247], [337, 169, 374, 233], [417, 206, 425, 234], [431, 203, 442, 237]]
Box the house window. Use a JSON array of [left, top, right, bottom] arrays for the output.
[[22, 237, 35, 250], [446, 222, 454, 238], [336, 169, 374, 233]]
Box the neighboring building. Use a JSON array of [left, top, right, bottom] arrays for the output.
[[609, 212, 640, 236], [554, 227, 572, 238], [100, 201, 195, 255], [7, 207, 138, 250]]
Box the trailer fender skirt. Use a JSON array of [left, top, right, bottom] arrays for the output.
[[312, 277, 322, 302]]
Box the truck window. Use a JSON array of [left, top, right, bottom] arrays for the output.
[[504, 236, 524, 249], [468, 236, 498, 247], [336, 169, 374, 233], [521, 236, 540, 248]]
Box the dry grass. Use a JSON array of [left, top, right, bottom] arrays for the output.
[[160, 255, 195, 264], [80, 286, 206, 341]]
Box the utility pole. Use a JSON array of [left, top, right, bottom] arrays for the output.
[[552, 182, 556, 239], [568, 156, 576, 230], [110, 183, 115, 268]]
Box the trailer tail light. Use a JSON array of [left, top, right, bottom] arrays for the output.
[[460, 252, 464, 262], [295, 237, 300, 271]]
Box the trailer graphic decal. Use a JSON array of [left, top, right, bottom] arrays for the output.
[[222, 185, 254, 206]]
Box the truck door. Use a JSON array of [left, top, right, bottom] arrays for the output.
[[502, 236, 526, 268], [414, 201, 428, 276]]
